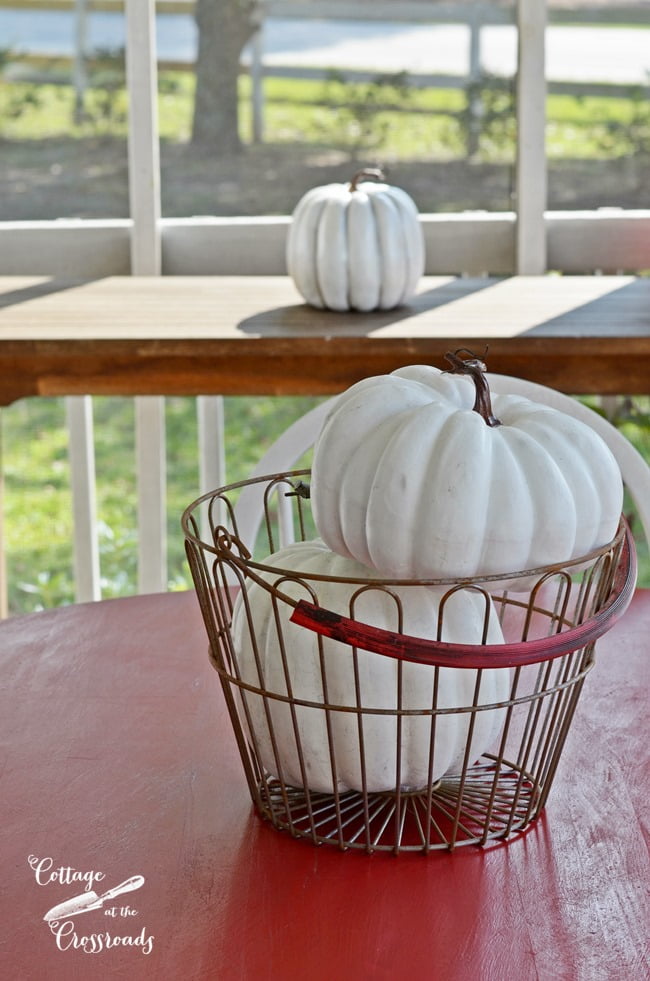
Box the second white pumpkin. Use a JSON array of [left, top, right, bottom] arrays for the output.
[[231, 539, 509, 795], [286, 170, 425, 312]]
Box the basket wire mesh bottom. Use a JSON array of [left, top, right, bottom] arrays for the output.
[[254, 755, 543, 853]]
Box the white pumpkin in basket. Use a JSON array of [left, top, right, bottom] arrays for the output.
[[231, 539, 508, 795], [286, 168, 424, 312], [310, 352, 624, 582]]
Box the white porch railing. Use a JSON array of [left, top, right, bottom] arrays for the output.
[[3, 210, 650, 279]]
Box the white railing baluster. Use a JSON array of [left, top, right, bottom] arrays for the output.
[[135, 399, 168, 593], [135, 396, 167, 594], [66, 395, 101, 603], [125, 0, 166, 593], [197, 395, 226, 539], [277, 490, 295, 549]]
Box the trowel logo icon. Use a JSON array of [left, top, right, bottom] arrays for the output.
[[43, 876, 145, 923]]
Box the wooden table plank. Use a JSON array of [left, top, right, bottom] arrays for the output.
[[0, 275, 648, 403]]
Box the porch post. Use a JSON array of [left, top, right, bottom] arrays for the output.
[[516, 0, 547, 274], [126, 0, 161, 277]]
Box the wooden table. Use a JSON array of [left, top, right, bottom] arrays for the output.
[[1, 589, 648, 981], [0, 275, 649, 405]]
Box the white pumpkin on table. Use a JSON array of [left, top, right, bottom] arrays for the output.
[[286, 168, 424, 312]]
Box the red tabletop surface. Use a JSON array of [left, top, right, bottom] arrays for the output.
[[1, 589, 648, 981]]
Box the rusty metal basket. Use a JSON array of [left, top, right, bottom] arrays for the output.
[[182, 470, 636, 854]]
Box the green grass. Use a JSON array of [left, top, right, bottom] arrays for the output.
[[2, 395, 325, 612], [2, 69, 649, 163]]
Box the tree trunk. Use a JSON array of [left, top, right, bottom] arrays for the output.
[[191, 0, 258, 153]]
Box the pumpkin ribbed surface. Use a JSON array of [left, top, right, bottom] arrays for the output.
[[311, 365, 624, 580], [232, 540, 508, 794], [286, 176, 424, 312]]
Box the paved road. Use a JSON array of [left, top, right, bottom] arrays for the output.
[[1, 10, 648, 84]]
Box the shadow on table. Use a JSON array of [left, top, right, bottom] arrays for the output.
[[522, 278, 649, 337], [0, 277, 106, 310], [235, 277, 501, 335]]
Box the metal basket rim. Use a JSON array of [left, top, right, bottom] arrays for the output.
[[288, 524, 636, 669], [182, 469, 628, 587]]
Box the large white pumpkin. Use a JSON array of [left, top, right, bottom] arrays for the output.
[[310, 355, 624, 581], [231, 539, 508, 795], [286, 169, 424, 312]]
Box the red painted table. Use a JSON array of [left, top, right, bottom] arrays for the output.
[[1, 590, 648, 980]]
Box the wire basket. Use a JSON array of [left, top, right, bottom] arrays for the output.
[[182, 470, 636, 854]]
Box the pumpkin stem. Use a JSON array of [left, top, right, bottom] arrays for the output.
[[349, 168, 386, 192], [444, 349, 502, 427]]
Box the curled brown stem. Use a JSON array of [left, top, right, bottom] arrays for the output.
[[349, 168, 386, 192], [444, 349, 502, 428]]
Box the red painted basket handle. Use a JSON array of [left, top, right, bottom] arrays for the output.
[[289, 526, 637, 670]]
